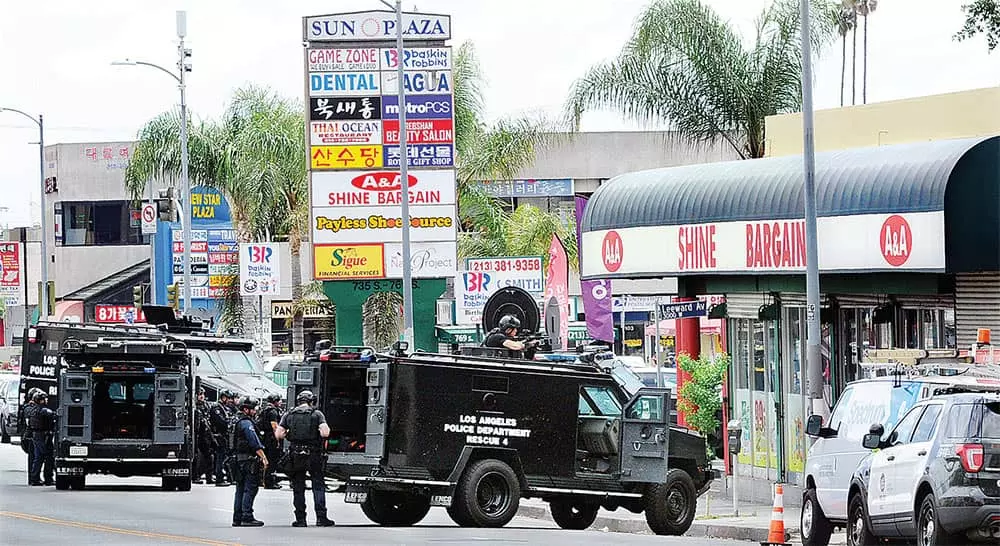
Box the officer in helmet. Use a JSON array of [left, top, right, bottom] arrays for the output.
[[28, 391, 56, 486], [483, 314, 539, 353], [230, 396, 267, 527], [275, 390, 334, 527], [256, 392, 284, 489], [210, 389, 234, 486], [20, 388, 43, 484]]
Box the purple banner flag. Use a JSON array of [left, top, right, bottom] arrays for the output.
[[575, 196, 614, 342]]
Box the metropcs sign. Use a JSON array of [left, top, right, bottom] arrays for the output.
[[581, 211, 946, 277]]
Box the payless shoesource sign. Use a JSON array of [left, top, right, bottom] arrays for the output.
[[303, 10, 457, 282], [580, 211, 946, 278]]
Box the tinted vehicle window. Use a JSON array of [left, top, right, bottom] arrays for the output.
[[981, 402, 1000, 439], [945, 404, 975, 438], [910, 404, 942, 443], [888, 405, 925, 446]]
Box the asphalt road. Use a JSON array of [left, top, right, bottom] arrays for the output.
[[0, 443, 755, 545]]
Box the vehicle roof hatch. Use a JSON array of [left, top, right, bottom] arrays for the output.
[[481, 286, 540, 334]]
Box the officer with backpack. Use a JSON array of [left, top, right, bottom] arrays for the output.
[[209, 390, 235, 486], [230, 396, 267, 527], [275, 390, 334, 527], [256, 393, 284, 489]]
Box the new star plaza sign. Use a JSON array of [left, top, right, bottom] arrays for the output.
[[303, 10, 457, 282], [581, 211, 946, 277]]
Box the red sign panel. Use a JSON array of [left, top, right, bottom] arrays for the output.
[[0, 242, 21, 288], [382, 119, 454, 145], [95, 305, 146, 324]]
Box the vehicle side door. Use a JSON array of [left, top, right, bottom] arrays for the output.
[[60, 370, 93, 446], [892, 403, 943, 535], [866, 404, 924, 533], [619, 387, 670, 484], [153, 373, 187, 445]]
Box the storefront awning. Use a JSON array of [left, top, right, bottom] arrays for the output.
[[581, 136, 999, 278]]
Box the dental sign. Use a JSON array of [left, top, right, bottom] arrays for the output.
[[580, 211, 946, 278], [303, 10, 456, 281]]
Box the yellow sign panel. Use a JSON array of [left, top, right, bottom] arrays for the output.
[[209, 275, 237, 288], [314, 244, 385, 280], [311, 145, 383, 170]]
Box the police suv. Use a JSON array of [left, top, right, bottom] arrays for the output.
[[53, 338, 194, 491]]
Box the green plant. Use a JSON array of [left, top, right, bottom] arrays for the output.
[[676, 352, 730, 435]]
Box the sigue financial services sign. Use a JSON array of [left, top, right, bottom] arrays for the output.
[[579, 211, 946, 278], [305, 11, 451, 42]]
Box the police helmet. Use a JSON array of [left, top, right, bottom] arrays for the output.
[[197, 386, 206, 395], [28, 387, 42, 399], [32, 391, 48, 403], [498, 315, 521, 330], [295, 390, 315, 405], [265, 393, 281, 404], [238, 396, 258, 411]]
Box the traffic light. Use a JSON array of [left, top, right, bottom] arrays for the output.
[[156, 187, 176, 222], [166, 283, 179, 310], [133, 285, 144, 311]]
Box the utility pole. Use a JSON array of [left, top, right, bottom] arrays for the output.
[[799, 0, 827, 420], [177, 11, 192, 314]]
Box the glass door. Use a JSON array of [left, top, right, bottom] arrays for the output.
[[782, 307, 807, 486]]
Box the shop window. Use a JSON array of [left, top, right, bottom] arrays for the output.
[[60, 201, 147, 246], [753, 320, 766, 391], [735, 320, 749, 389], [786, 309, 803, 395]]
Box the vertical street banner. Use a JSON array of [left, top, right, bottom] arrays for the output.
[[239, 243, 281, 296], [543, 235, 570, 349], [0, 242, 24, 307], [575, 196, 613, 342]]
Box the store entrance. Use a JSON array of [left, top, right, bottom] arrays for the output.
[[731, 318, 782, 481]]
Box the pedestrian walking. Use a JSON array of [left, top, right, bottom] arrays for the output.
[[275, 390, 334, 527], [230, 396, 267, 527], [28, 391, 55, 486], [256, 393, 283, 490]]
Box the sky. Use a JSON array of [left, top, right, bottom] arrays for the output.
[[1, 0, 997, 227]]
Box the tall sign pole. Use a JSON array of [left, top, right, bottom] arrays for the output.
[[177, 10, 192, 313], [393, 0, 415, 346], [799, 0, 827, 420]]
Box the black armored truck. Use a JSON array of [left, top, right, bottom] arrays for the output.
[[52, 337, 194, 491], [286, 287, 715, 534]]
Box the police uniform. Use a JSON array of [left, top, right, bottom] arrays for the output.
[[230, 397, 265, 527], [279, 394, 334, 527], [20, 396, 38, 485], [28, 394, 55, 486], [483, 328, 512, 348], [209, 392, 234, 485], [256, 395, 283, 489], [193, 391, 216, 484]]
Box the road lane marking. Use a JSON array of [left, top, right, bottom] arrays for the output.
[[0, 511, 242, 546]]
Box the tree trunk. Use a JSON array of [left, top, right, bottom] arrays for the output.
[[862, 13, 869, 104], [840, 33, 847, 107], [290, 226, 304, 354], [851, 21, 858, 105]]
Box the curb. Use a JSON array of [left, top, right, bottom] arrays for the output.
[[516, 503, 799, 542]]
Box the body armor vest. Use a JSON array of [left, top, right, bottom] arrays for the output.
[[285, 407, 320, 447], [230, 415, 256, 457]]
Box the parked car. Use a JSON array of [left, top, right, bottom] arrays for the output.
[[0, 375, 20, 443], [846, 388, 1000, 545], [630, 366, 678, 390], [801, 373, 1000, 546]]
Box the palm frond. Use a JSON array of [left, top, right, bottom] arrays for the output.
[[362, 291, 403, 350]]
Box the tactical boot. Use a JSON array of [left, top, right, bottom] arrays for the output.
[[241, 519, 264, 527], [316, 516, 335, 527], [292, 520, 307, 528]]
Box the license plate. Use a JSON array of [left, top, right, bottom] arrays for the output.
[[344, 491, 367, 504], [69, 446, 88, 457]]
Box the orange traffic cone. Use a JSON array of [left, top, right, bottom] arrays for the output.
[[761, 483, 790, 546]]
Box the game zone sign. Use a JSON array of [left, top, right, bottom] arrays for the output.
[[581, 211, 945, 277]]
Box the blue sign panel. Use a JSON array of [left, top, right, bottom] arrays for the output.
[[657, 300, 708, 320], [476, 178, 574, 198], [380, 94, 452, 120], [383, 144, 454, 167]]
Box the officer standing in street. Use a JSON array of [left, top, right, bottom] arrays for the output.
[[230, 396, 267, 527], [192, 387, 216, 484], [257, 393, 283, 490], [275, 390, 334, 527], [20, 388, 42, 485], [210, 390, 234, 486], [28, 391, 55, 486]]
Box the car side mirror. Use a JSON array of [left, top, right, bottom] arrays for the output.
[[805, 414, 823, 436], [862, 433, 881, 450]]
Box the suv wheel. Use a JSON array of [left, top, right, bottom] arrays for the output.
[[917, 494, 955, 546], [549, 500, 599, 530], [847, 494, 877, 546], [54, 476, 71, 491], [801, 488, 833, 546], [644, 468, 697, 535], [1, 426, 10, 444], [452, 459, 521, 528], [361, 490, 431, 526]]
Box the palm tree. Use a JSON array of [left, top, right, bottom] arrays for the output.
[[565, 0, 839, 159], [857, 0, 877, 104], [849, 1, 858, 105], [837, 7, 855, 106]]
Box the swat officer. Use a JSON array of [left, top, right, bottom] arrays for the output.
[[192, 387, 216, 484], [484, 315, 539, 353], [257, 393, 283, 490], [210, 390, 235, 486], [230, 396, 267, 527], [275, 390, 334, 527], [20, 388, 42, 485], [28, 391, 55, 486]]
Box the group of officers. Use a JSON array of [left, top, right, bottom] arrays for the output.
[[192, 387, 334, 527]]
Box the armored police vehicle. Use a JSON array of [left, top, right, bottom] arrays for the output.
[[286, 287, 715, 535], [53, 337, 194, 491]]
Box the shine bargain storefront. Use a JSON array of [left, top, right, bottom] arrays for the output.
[[580, 136, 1000, 485]]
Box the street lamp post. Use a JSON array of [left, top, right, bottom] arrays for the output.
[[113, 11, 192, 313], [0, 107, 49, 319], [380, 0, 415, 345]]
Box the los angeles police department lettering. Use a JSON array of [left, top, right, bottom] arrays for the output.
[[443, 414, 532, 447]]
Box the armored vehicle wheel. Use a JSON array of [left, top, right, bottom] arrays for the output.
[[174, 477, 192, 491], [70, 476, 85, 490], [1, 427, 9, 443], [360, 491, 431, 526], [446, 506, 473, 527], [161, 477, 176, 491], [453, 459, 521, 528], [54, 476, 71, 491], [549, 500, 599, 530], [644, 469, 696, 535]]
